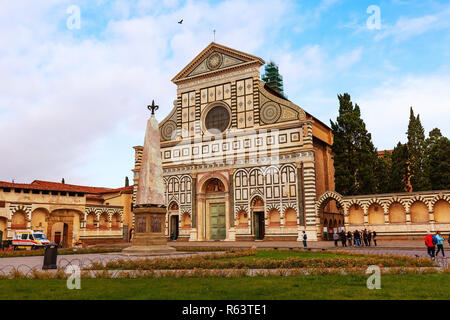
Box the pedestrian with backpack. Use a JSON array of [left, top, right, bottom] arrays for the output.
[[425, 232, 436, 260], [435, 231, 445, 257]]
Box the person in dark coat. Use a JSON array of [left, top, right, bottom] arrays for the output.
[[347, 231, 353, 247], [353, 230, 361, 246], [363, 229, 369, 246], [340, 230, 347, 247], [367, 230, 372, 246], [373, 231, 377, 246]]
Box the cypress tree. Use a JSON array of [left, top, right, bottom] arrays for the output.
[[125, 176, 130, 187], [374, 151, 392, 193], [330, 93, 378, 195], [61, 178, 65, 184], [262, 61, 284, 97], [407, 107, 431, 191], [426, 128, 450, 190], [390, 142, 409, 192]]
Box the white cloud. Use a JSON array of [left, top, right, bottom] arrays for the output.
[[357, 73, 450, 150], [375, 6, 450, 41]]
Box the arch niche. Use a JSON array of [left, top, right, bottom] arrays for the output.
[[368, 203, 384, 225], [410, 201, 429, 223], [433, 200, 450, 223], [11, 210, 27, 230], [31, 208, 49, 232]]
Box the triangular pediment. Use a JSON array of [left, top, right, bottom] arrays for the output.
[[172, 42, 265, 84]]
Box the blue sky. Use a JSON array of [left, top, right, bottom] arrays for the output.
[[0, 0, 449, 188]]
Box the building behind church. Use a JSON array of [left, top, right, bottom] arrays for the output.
[[0, 180, 133, 246]]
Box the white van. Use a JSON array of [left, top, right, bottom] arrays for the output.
[[12, 230, 51, 250]]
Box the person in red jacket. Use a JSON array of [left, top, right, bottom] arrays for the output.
[[425, 232, 436, 260]]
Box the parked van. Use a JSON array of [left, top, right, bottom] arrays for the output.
[[12, 230, 50, 250]]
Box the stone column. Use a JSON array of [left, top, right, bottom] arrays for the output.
[[296, 163, 305, 226], [302, 160, 318, 241]]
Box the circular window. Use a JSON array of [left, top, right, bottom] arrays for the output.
[[204, 105, 230, 133]]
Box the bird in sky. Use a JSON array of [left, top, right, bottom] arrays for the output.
[[178, 19, 183, 24]]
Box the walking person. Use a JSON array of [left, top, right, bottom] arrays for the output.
[[347, 231, 353, 247], [367, 230, 372, 247], [302, 231, 307, 248], [425, 232, 436, 260], [373, 231, 377, 246], [435, 231, 445, 257], [333, 232, 339, 247]]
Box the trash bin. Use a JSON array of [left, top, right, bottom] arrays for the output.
[[42, 244, 58, 270]]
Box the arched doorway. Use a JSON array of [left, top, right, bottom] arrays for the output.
[[52, 222, 69, 247], [47, 209, 80, 248], [168, 202, 179, 240], [203, 177, 227, 240], [317, 192, 345, 240], [251, 196, 265, 240]]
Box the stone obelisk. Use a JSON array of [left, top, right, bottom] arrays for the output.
[[122, 101, 176, 255]]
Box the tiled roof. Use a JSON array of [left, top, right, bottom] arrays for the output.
[[378, 150, 393, 157], [0, 180, 133, 195]]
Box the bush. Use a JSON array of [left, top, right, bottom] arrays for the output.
[[87, 249, 435, 271]]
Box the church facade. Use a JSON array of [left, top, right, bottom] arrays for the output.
[[132, 43, 336, 241]]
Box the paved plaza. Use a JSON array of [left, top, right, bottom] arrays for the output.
[[0, 240, 448, 271]]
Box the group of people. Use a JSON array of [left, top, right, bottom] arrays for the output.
[[333, 229, 377, 247], [425, 231, 448, 260]]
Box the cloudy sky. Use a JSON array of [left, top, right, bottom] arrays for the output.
[[1, 0, 449, 188]]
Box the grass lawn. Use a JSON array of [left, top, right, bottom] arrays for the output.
[[1, 274, 449, 300], [217, 250, 365, 261]]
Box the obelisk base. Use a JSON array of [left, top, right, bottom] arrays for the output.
[[122, 206, 176, 255]]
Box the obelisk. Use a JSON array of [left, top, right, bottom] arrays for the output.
[[122, 101, 176, 255]]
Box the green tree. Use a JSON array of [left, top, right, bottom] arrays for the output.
[[389, 142, 409, 192], [125, 176, 130, 187], [61, 178, 65, 184], [407, 107, 431, 191], [426, 128, 450, 190], [262, 61, 284, 97], [375, 151, 392, 193], [330, 93, 378, 195]]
